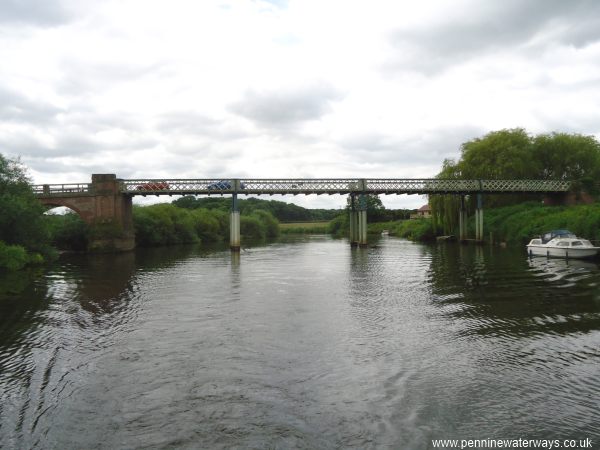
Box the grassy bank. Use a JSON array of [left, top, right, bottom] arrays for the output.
[[279, 221, 330, 234], [477, 202, 600, 245]]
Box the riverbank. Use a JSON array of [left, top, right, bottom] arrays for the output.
[[472, 202, 600, 245], [372, 203, 600, 246], [382, 202, 600, 245]]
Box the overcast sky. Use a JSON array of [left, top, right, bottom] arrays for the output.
[[1, 0, 599, 209]]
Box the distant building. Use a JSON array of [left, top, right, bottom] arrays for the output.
[[410, 204, 431, 219]]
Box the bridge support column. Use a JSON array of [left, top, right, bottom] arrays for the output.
[[475, 193, 483, 242], [358, 193, 368, 248], [349, 195, 358, 247], [87, 174, 135, 252], [230, 193, 240, 252], [459, 195, 467, 241]]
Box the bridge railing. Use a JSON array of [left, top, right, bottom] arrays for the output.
[[366, 179, 480, 193], [32, 183, 91, 196], [33, 178, 572, 196], [481, 179, 571, 192], [120, 178, 572, 195], [121, 179, 231, 194]]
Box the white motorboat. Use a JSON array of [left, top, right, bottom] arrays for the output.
[[526, 230, 600, 259]]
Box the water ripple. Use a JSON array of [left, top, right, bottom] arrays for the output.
[[1, 237, 599, 448]]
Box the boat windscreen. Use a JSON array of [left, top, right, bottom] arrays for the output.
[[542, 229, 576, 243]]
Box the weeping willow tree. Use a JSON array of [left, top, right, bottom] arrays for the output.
[[429, 128, 600, 236], [429, 159, 462, 235]]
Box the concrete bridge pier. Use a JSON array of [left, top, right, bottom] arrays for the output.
[[358, 193, 368, 248], [349, 195, 359, 247], [475, 193, 484, 242], [230, 191, 241, 252], [458, 195, 468, 241]]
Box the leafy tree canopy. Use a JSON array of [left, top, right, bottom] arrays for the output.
[[430, 129, 600, 233], [0, 154, 49, 251]]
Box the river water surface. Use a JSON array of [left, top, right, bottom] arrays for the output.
[[1, 236, 599, 449]]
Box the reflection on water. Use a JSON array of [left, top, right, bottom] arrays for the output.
[[1, 236, 599, 449]]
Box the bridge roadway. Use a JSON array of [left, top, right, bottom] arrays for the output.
[[34, 178, 571, 196]]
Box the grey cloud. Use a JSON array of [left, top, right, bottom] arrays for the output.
[[339, 126, 484, 167], [66, 108, 145, 134], [535, 110, 600, 136], [0, 87, 63, 125], [229, 83, 344, 128], [0, 127, 157, 161], [387, 0, 600, 74], [156, 111, 251, 140], [57, 60, 171, 97], [0, 0, 72, 26]]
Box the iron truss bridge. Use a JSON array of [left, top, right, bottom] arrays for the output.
[[33, 178, 571, 197]]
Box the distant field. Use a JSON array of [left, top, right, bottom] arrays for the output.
[[279, 221, 330, 229], [279, 221, 330, 234]]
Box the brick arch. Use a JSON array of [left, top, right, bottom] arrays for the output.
[[39, 197, 96, 225]]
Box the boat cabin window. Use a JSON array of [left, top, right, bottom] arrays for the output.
[[571, 241, 583, 246], [557, 242, 570, 247], [530, 239, 542, 245]]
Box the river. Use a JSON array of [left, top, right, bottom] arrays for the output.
[[1, 235, 599, 449]]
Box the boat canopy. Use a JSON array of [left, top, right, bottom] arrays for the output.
[[541, 229, 576, 243]]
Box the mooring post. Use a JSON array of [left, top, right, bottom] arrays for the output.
[[230, 181, 240, 252]]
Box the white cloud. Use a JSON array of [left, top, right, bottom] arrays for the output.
[[1, 0, 599, 210]]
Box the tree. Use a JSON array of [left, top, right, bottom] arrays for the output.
[[0, 154, 49, 252], [532, 132, 600, 194], [429, 129, 600, 235], [457, 128, 536, 179]]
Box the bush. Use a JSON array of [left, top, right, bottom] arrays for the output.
[[132, 204, 277, 247], [46, 213, 88, 251], [392, 219, 436, 241], [240, 215, 265, 240], [133, 204, 199, 246], [251, 210, 279, 238], [0, 241, 28, 271], [190, 208, 227, 242], [328, 214, 348, 237]]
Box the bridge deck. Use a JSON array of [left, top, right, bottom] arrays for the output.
[[33, 178, 571, 197]]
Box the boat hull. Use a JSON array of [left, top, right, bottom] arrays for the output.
[[527, 245, 599, 259]]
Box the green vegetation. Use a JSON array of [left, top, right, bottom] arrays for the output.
[[173, 196, 340, 222], [476, 202, 600, 245], [327, 195, 415, 238], [133, 203, 279, 247], [367, 219, 436, 241], [0, 154, 52, 270], [431, 129, 600, 235], [46, 213, 89, 251], [280, 221, 330, 234]]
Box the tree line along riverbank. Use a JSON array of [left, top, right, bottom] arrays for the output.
[[363, 203, 600, 245]]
